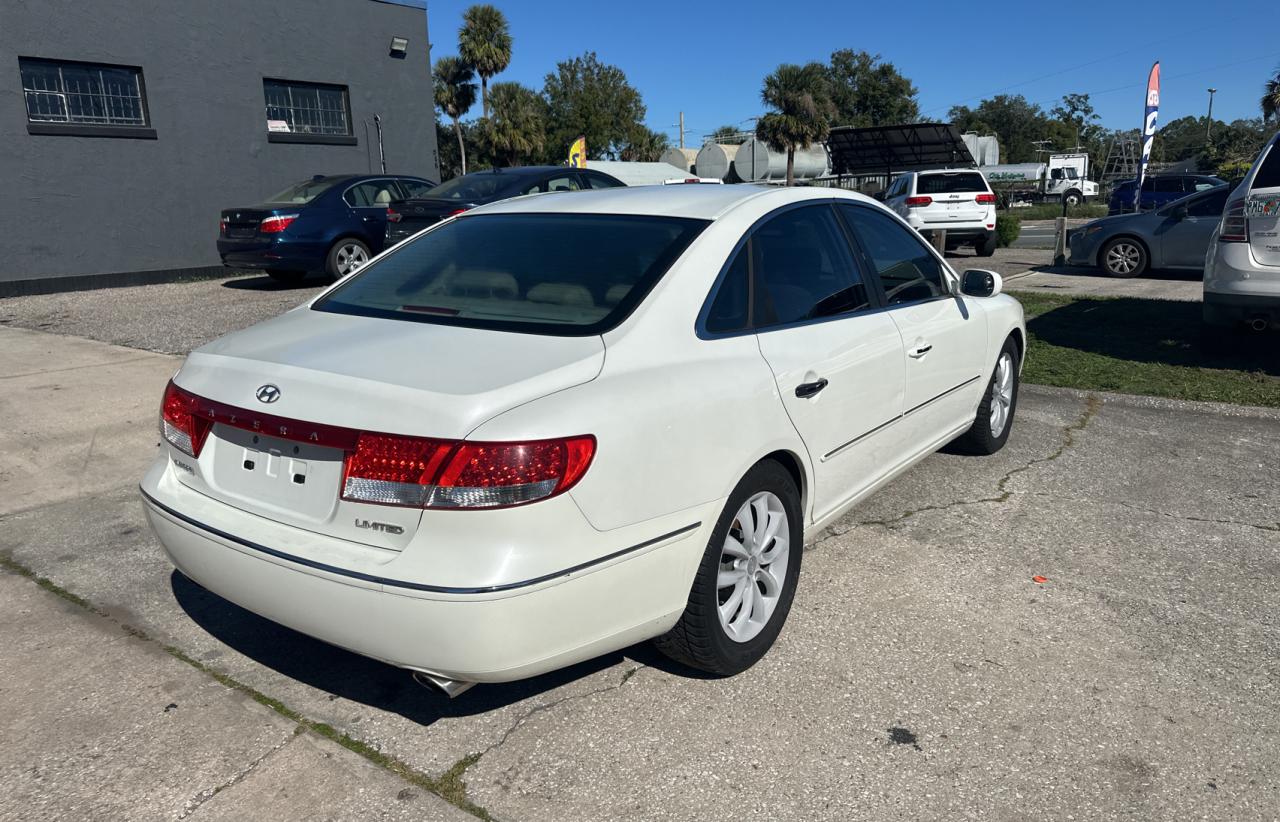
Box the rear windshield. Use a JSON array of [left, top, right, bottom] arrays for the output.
[[1254, 144, 1280, 190], [427, 173, 521, 201], [916, 173, 989, 194], [267, 178, 339, 204], [314, 213, 708, 335]]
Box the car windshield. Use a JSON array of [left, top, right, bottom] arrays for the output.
[[916, 173, 989, 194], [425, 173, 522, 201], [313, 213, 708, 335], [266, 178, 339, 204]]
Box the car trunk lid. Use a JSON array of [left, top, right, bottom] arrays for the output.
[[170, 308, 605, 550], [220, 206, 284, 239]]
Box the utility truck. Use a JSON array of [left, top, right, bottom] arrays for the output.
[[980, 153, 1099, 207]]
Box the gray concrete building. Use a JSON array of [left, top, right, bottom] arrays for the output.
[[0, 0, 439, 293]]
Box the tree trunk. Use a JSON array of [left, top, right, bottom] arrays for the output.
[[453, 117, 467, 175], [481, 76, 489, 119], [786, 147, 795, 187]]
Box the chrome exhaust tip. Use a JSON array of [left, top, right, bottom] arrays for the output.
[[412, 670, 477, 698]]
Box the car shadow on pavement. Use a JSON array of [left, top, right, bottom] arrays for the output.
[[171, 571, 709, 722], [221, 274, 322, 291], [1027, 296, 1280, 377], [1028, 264, 1202, 281]]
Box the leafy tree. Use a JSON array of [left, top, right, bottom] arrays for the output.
[[1051, 93, 1102, 148], [434, 56, 477, 175], [949, 95, 1058, 163], [458, 4, 512, 118], [1264, 67, 1280, 121], [708, 124, 742, 141], [825, 49, 919, 127], [619, 126, 669, 162], [477, 82, 546, 166], [543, 52, 647, 160], [756, 62, 835, 186]]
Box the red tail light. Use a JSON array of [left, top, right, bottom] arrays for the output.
[[386, 207, 402, 223], [448, 208, 469, 217], [905, 196, 932, 207], [1219, 198, 1247, 243], [259, 214, 298, 234], [975, 193, 997, 204], [341, 434, 596, 509], [219, 217, 228, 236], [160, 381, 213, 457]]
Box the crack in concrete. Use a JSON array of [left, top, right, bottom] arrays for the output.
[[814, 393, 1103, 544], [1105, 500, 1279, 534], [177, 731, 297, 819]]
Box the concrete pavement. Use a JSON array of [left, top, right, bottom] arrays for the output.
[[2, 319, 1278, 820]]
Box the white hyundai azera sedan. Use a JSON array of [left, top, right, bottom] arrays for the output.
[[142, 184, 1025, 695]]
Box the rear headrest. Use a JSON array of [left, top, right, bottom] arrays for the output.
[[527, 283, 595, 308], [374, 189, 393, 204], [603, 284, 631, 306], [448, 270, 519, 300]]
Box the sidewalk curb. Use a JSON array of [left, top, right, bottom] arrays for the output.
[[1022, 382, 1280, 420]]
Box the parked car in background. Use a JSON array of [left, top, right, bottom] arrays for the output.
[[1107, 174, 1225, 215], [144, 184, 1025, 695], [385, 166, 623, 245], [1204, 130, 1280, 333], [218, 174, 435, 282], [883, 169, 999, 256], [1069, 183, 1229, 277]]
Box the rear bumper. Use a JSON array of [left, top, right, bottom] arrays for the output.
[[217, 238, 324, 271], [1202, 290, 1280, 329], [140, 458, 709, 683]]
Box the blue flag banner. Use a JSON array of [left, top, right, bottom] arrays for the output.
[[1135, 62, 1160, 211]]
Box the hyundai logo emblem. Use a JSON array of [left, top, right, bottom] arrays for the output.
[[255, 384, 281, 404]]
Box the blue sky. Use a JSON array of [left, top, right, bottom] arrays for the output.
[[425, 0, 1279, 146]]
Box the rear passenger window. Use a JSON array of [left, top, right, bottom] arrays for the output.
[[1154, 178, 1183, 193], [346, 181, 395, 207], [546, 176, 581, 192], [1254, 146, 1280, 189], [751, 205, 868, 326], [840, 205, 948, 306]]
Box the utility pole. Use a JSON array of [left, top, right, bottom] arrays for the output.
[[1205, 88, 1217, 143], [671, 112, 688, 149]]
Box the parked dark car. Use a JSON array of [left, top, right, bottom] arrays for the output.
[[1070, 183, 1229, 276], [385, 166, 623, 245], [1107, 174, 1225, 215], [218, 174, 435, 282]]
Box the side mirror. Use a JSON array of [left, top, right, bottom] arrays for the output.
[[960, 269, 1003, 298], [1171, 205, 1188, 220]]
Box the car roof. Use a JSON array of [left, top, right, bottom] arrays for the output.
[[469, 184, 879, 221]]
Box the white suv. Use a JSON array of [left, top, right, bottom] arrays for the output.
[[883, 170, 998, 256], [1204, 130, 1280, 332]]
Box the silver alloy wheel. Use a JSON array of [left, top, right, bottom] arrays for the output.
[[1105, 241, 1141, 275], [717, 491, 790, 643], [335, 242, 369, 276], [989, 352, 1015, 437]]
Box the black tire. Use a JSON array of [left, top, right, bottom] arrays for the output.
[[1099, 236, 1147, 278], [977, 232, 998, 257], [951, 337, 1020, 456], [265, 268, 307, 284], [325, 238, 371, 281], [653, 460, 803, 676], [1063, 190, 1084, 208]]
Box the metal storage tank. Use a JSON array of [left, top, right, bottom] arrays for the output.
[[735, 137, 829, 182], [660, 147, 698, 174], [695, 142, 740, 182]]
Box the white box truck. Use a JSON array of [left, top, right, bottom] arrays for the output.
[[981, 153, 1099, 206]]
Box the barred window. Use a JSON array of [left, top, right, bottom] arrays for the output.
[[20, 57, 148, 127], [264, 79, 351, 136]]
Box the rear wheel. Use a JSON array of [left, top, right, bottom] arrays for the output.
[[654, 460, 802, 675], [326, 239, 370, 280], [1100, 237, 1147, 277], [951, 337, 1019, 456], [977, 232, 998, 257], [265, 268, 307, 284]]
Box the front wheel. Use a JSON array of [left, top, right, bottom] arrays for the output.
[[1100, 237, 1147, 277], [654, 460, 803, 676], [1063, 190, 1084, 207], [951, 338, 1019, 456]]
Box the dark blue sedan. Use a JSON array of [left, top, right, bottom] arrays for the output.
[[218, 174, 435, 282], [1107, 174, 1225, 215]]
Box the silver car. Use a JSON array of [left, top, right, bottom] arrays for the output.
[[1068, 184, 1229, 277]]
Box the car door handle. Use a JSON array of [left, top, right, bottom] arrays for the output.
[[795, 378, 828, 398], [909, 344, 933, 358]]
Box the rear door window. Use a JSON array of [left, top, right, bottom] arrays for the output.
[[1154, 178, 1183, 194], [704, 247, 750, 334], [1253, 144, 1280, 190], [1186, 188, 1229, 218], [314, 213, 707, 336], [545, 175, 582, 192], [839, 204, 949, 306], [915, 173, 989, 194], [749, 205, 869, 327], [345, 181, 396, 207]]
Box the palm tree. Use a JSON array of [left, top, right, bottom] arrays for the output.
[[755, 63, 835, 186], [434, 57, 477, 175], [458, 4, 512, 118], [1263, 67, 1280, 122], [480, 82, 546, 166]]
